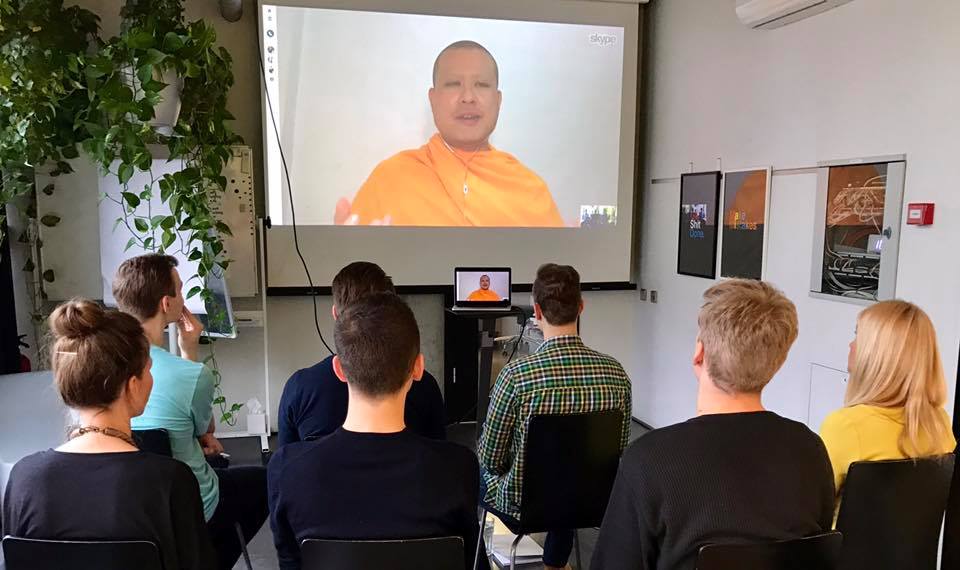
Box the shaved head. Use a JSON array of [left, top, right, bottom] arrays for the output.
[[432, 40, 499, 87]]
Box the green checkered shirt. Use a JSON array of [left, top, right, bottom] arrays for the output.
[[478, 335, 632, 518]]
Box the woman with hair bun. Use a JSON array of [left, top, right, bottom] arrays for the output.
[[2, 299, 215, 569]]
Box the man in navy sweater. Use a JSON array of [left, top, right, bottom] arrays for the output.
[[268, 293, 480, 569], [277, 261, 446, 444]]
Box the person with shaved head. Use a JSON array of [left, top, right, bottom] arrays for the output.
[[336, 40, 564, 227]]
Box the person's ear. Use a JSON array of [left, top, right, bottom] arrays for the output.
[[411, 354, 425, 383], [495, 89, 502, 108], [533, 303, 543, 322], [332, 355, 348, 384], [428, 87, 437, 107], [331, 305, 338, 321], [693, 338, 705, 368], [159, 296, 171, 317], [578, 299, 585, 316]]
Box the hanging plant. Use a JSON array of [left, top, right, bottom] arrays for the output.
[[79, 0, 243, 424], [0, 0, 99, 243]]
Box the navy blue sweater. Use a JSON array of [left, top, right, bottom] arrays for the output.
[[277, 355, 446, 445]]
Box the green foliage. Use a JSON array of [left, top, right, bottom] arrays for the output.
[[0, 0, 242, 424]]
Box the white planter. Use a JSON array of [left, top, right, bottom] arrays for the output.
[[123, 66, 183, 136]]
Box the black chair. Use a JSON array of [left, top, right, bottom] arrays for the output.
[[696, 532, 843, 570], [837, 454, 955, 570], [132, 428, 172, 456], [477, 410, 624, 569], [131, 428, 253, 570], [941, 447, 960, 568], [300, 537, 464, 570], [2, 536, 163, 570]]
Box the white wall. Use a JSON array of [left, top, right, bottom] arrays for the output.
[[634, 0, 960, 428]]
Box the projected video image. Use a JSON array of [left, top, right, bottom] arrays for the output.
[[262, 5, 625, 228], [456, 271, 510, 302]]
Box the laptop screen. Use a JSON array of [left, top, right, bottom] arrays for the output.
[[455, 269, 511, 303]]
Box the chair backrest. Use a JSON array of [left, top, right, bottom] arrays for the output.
[[300, 537, 464, 570], [2, 536, 163, 570], [941, 447, 960, 568], [697, 532, 842, 570], [519, 410, 623, 530], [837, 454, 955, 570], [132, 429, 172, 457]]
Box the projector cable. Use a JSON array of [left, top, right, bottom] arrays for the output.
[[256, 30, 334, 355]]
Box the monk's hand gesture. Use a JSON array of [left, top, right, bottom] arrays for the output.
[[334, 197, 391, 226]]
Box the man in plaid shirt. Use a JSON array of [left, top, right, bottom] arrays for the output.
[[478, 263, 632, 570]]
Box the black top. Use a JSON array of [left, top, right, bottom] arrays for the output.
[[277, 354, 446, 445], [2, 450, 215, 570], [268, 428, 480, 570], [591, 411, 835, 570]]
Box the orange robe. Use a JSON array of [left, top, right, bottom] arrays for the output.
[[467, 288, 502, 301], [349, 134, 564, 227]]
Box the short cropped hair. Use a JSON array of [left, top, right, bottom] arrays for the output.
[[698, 279, 798, 394], [332, 262, 395, 311], [432, 40, 499, 87], [113, 254, 178, 321], [334, 293, 420, 398], [533, 263, 581, 326]]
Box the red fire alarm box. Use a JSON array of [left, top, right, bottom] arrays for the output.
[[906, 203, 934, 225]]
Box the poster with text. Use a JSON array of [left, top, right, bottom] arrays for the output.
[[677, 172, 721, 279], [720, 168, 771, 280]]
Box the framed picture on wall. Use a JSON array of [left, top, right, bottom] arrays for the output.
[[719, 167, 772, 280], [677, 171, 722, 279]]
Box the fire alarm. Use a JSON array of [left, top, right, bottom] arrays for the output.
[[906, 203, 934, 226]]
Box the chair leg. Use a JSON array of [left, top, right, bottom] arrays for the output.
[[510, 533, 523, 570], [473, 507, 487, 570], [574, 529, 582, 570], [234, 522, 252, 570]]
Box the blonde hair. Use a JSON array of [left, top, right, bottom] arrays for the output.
[[845, 300, 951, 457], [698, 279, 798, 393]]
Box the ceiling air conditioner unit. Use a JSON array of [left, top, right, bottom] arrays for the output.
[[736, 0, 854, 30]]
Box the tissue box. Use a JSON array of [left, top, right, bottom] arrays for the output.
[[247, 413, 268, 435]]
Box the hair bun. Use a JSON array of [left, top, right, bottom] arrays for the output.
[[50, 299, 107, 340]]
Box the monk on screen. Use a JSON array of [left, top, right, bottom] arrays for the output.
[[334, 40, 564, 227], [466, 275, 501, 301]]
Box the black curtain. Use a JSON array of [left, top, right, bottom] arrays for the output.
[[0, 206, 22, 374]]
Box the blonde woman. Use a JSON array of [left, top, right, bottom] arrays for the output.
[[821, 300, 956, 503]]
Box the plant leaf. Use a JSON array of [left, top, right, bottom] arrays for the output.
[[186, 285, 202, 299], [124, 237, 138, 252], [161, 230, 176, 250], [121, 191, 140, 208], [118, 163, 134, 185], [134, 218, 148, 232]]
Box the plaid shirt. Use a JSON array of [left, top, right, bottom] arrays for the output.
[[478, 335, 632, 518]]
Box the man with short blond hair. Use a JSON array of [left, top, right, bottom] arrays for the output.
[[591, 279, 834, 570]]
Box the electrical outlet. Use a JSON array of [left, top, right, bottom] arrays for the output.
[[650, 290, 658, 303], [639, 288, 648, 301]]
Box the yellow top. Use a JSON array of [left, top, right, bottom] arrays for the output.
[[349, 134, 564, 227], [467, 288, 501, 301], [820, 404, 955, 500]]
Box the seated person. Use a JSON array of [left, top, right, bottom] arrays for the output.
[[277, 261, 445, 444], [591, 279, 835, 570], [466, 274, 501, 301], [820, 300, 955, 508], [479, 263, 632, 570], [268, 293, 480, 570], [113, 254, 268, 570], [2, 299, 215, 570], [336, 40, 564, 227]]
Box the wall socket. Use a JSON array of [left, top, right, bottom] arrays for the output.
[[639, 288, 648, 301], [650, 290, 658, 303]]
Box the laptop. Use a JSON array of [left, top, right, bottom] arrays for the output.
[[453, 267, 512, 310]]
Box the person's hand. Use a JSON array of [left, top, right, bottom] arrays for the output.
[[198, 433, 224, 457], [177, 307, 204, 362], [334, 197, 392, 225]]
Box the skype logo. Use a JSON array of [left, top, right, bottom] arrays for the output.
[[589, 33, 618, 47]]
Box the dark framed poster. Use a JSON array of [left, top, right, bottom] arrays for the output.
[[720, 167, 771, 280], [678, 171, 721, 279]]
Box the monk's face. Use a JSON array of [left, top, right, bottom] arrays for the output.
[[480, 275, 490, 290], [429, 48, 502, 151]]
